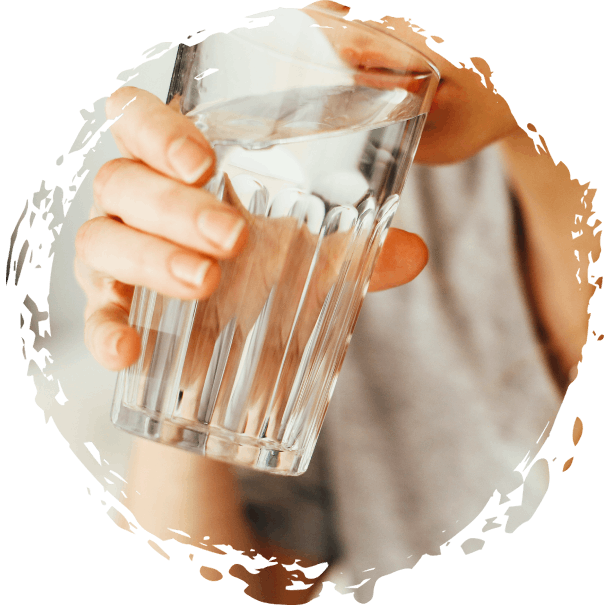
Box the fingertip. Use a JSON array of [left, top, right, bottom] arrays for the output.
[[194, 258, 223, 299], [111, 328, 141, 370], [368, 229, 429, 292], [233, 220, 250, 254], [193, 163, 217, 189], [90, 323, 141, 372], [406, 231, 429, 272], [191, 127, 217, 185], [84, 304, 141, 371], [393, 230, 429, 281]]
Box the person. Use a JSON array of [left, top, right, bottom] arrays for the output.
[[74, 2, 597, 604]]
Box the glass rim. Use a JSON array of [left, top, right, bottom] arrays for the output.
[[223, 7, 441, 83]]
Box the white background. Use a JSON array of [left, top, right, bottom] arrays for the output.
[[26, 43, 176, 508]]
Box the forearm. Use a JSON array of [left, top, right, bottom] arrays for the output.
[[499, 128, 598, 382], [123, 438, 255, 551], [123, 439, 325, 603]]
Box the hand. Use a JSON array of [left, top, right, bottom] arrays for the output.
[[76, 87, 428, 372], [306, 2, 522, 164]]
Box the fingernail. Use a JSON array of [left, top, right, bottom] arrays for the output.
[[168, 136, 212, 183], [169, 252, 212, 287], [198, 209, 246, 251]]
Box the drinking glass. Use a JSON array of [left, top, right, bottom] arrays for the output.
[[111, 7, 439, 475]]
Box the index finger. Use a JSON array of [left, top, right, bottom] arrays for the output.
[[106, 86, 216, 186]]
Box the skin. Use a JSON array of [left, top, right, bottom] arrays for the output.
[[76, 1, 597, 603], [75, 84, 428, 371], [74, 2, 528, 373]]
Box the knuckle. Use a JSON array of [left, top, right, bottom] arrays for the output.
[[105, 91, 119, 119], [84, 309, 109, 362], [75, 217, 105, 264], [161, 178, 188, 207], [154, 181, 197, 224], [141, 106, 185, 150], [84, 302, 98, 323], [105, 89, 124, 120], [144, 101, 203, 151], [93, 158, 128, 208], [99, 276, 133, 310], [106, 86, 140, 119], [73, 257, 91, 292]]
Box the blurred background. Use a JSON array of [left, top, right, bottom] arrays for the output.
[[42, 47, 179, 504]]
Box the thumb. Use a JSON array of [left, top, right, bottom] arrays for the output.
[[368, 228, 429, 292]]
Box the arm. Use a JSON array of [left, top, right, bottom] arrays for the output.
[[500, 129, 598, 386], [124, 439, 325, 604], [77, 85, 427, 602]]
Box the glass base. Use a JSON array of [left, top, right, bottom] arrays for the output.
[[111, 402, 308, 476]]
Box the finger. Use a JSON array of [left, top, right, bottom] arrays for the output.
[[368, 229, 429, 292], [76, 216, 222, 300], [93, 158, 248, 259], [304, 0, 351, 16], [106, 86, 215, 187], [84, 302, 141, 371], [74, 256, 135, 319]]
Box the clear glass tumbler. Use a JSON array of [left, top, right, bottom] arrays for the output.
[[111, 7, 439, 475]]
